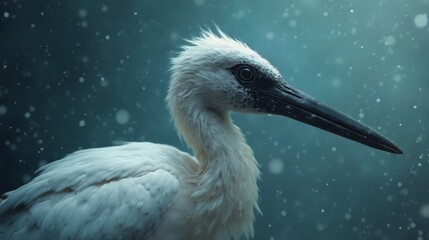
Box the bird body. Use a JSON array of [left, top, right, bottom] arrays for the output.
[[0, 140, 258, 239], [0, 29, 401, 240]]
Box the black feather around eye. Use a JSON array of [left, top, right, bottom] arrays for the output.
[[230, 64, 256, 83]]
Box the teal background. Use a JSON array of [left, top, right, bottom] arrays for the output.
[[1, 0, 428, 239]]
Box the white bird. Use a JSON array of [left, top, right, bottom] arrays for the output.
[[0, 28, 402, 240]]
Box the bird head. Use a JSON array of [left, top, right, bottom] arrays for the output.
[[168, 28, 402, 154]]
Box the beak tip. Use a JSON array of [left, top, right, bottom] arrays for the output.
[[392, 147, 403, 155], [382, 141, 403, 155]]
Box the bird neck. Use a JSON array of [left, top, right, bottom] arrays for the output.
[[170, 100, 260, 238]]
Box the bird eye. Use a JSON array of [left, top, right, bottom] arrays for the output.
[[238, 66, 254, 81]]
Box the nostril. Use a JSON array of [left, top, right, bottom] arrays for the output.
[[281, 85, 303, 99]]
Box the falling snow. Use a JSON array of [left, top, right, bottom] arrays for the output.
[[78, 9, 88, 18], [384, 36, 396, 46], [194, 0, 206, 6], [1, 1, 428, 239], [414, 13, 428, 28], [265, 32, 274, 40], [116, 109, 130, 125], [316, 223, 325, 231], [420, 204, 429, 218], [0, 105, 7, 115], [232, 10, 246, 19], [101, 5, 108, 12], [268, 158, 284, 175], [344, 212, 352, 220]]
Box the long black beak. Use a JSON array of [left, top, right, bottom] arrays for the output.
[[257, 82, 403, 154]]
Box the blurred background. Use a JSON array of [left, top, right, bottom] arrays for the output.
[[0, 0, 428, 239]]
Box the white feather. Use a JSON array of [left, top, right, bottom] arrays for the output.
[[0, 28, 280, 239], [1, 143, 195, 239]]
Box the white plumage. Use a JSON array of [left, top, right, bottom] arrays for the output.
[[0, 30, 261, 240], [0, 28, 402, 240], [1, 143, 194, 239]]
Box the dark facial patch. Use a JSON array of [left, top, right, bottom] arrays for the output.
[[229, 64, 277, 90]]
